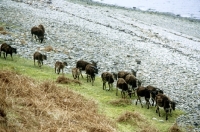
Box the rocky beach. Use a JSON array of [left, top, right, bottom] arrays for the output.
[[0, 0, 200, 131]]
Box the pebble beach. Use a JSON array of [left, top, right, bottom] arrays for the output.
[[0, 0, 200, 131]]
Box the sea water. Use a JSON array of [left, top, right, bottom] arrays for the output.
[[93, 0, 200, 20]]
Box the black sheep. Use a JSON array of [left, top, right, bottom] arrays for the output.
[[135, 86, 150, 109], [0, 43, 17, 60], [85, 64, 98, 86], [33, 51, 47, 67], [31, 24, 45, 43], [125, 74, 141, 96], [101, 72, 115, 91], [76, 60, 97, 78], [155, 93, 175, 120], [116, 78, 132, 99], [146, 85, 164, 106]]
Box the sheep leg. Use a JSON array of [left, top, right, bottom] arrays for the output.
[[108, 83, 112, 91], [10, 53, 13, 60], [166, 110, 169, 120], [121, 90, 125, 99], [156, 106, 161, 117], [80, 70, 84, 78], [116, 88, 118, 96], [102, 82, 106, 90], [138, 96, 143, 108], [86, 75, 89, 82], [3, 52, 6, 59], [145, 98, 150, 109], [91, 75, 94, 86], [57, 69, 60, 74]]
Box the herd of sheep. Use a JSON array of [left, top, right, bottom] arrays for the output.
[[0, 24, 176, 121]]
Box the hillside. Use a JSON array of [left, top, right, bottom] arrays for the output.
[[0, 0, 200, 131]]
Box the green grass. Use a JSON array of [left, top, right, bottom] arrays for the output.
[[0, 55, 184, 132]]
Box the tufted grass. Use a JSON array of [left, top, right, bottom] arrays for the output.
[[0, 55, 185, 132]]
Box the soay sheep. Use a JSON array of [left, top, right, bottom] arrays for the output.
[[76, 60, 98, 78], [0, 43, 17, 60], [155, 93, 175, 120], [125, 74, 141, 96], [85, 64, 98, 86], [55, 61, 68, 74], [72, 68, 81, 80], [117, 71, 130, 79], [116, 78, 132, 99], [135, 86, 151, 109], [117, 69, 137, 79], [146, 85, 164, 106], [33, 51, 47, 67], [31, 24, 45, 43], [101, 72, 115, 91]]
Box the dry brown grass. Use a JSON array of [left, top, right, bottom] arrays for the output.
[[110, 99, 132, 106], [0, 70, 116, 132], [168, 123, 183, 132], [56, 75, 82, 85], [117, 111, 159, 132], [0, 27, 4, 31], [0, 27, 8, 35]]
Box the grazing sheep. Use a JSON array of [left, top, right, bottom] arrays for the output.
[[33, 51, 47, 67], [135, 86, 150, 109], [117, 71, 130, 79], [155, 93, 173, 120], [146, 85, 164, 106], [55, 61, 68, 74], [76, 60, 98, 78], [116, 78, 132, 99], [31, 24, 45, 43], [0, 43, 17, 60], [38, 24, 45, 34], [72, 68, 81, 80], [125, 74, 142, 96], [85, 64, 98, 86], [117, 69, 137, 79], [101, 72, 115, 91]]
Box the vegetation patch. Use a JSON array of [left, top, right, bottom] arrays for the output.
[[0, 70, 116, 131], [56, 75, 82, 85], [110, 99, 132, 107]]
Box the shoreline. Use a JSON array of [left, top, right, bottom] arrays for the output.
[[69, 0, 200, 39], [91, 0, 200, 21]]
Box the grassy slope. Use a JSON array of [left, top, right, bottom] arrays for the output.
[[0, 55, 184, 132]]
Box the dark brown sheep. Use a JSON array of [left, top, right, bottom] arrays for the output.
[[135, 86, 150, 109], [76, 60, 98, 78], [0, 43, 17, 60], [117, 69, 137, 80], [85, 64, 98, 86], [125, 74, 141, 96], [155, 93, 174, 120], [117, 71, 130, 79], [146, 85, 164, 106], [55, 61, 68, 74], [31, 24, 45, 43], [72, 68, 81, 80], [116, 78, 132, 99], [38, 24, 45, 34], [33, 51, 47, 67], [101, 72, 115, 91]]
